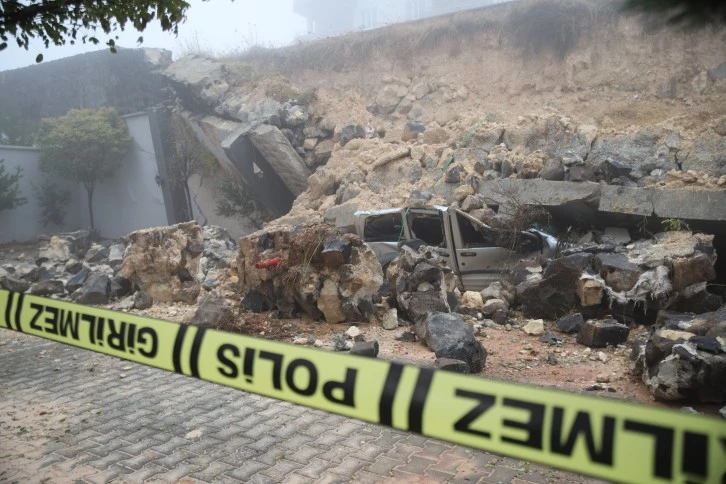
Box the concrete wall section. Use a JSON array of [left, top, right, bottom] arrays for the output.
[[0, 146, 84, 244], [188, 171, 256, 240], [80, 112, 168, 238]]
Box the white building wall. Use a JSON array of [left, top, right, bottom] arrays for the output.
[[81, 112, 168, 239], [0, 111, 169, 243], [0, 146, 84, 244]]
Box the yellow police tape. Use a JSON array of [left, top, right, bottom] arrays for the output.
[[1, 288, 725, 483]]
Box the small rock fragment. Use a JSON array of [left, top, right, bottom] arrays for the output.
[[522, 319, 545, 336]]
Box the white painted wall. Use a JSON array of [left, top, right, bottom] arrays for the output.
[[189, 170, 257, 240], [80, 112, 168, 238], [0, 112, 169, 243], [0, 146, 84, 244]]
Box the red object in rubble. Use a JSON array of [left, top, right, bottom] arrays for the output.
[[255, 257, 282, 269]]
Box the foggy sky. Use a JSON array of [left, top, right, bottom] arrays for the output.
[[1, 0, 306, 71]]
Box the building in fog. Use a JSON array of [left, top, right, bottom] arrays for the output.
[[293, 0, 503, 38]]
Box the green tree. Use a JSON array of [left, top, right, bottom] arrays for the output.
[[36, 107, 131, 231], [165, 112, 215, 221], [0, 158, 26, 212], [0, 0, 208, 62]]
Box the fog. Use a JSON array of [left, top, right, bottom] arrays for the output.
[[1, 0, 306, 71]]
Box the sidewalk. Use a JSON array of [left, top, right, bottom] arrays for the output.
[[0, 331, 605, 483]]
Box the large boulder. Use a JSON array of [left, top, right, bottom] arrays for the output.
[[37, 236, 72, 263], [415, 312, 487, 373], [119, 221, 204, 304], [517, 253, 593, 319]]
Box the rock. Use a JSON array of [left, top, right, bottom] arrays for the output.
[[332, 334, 352, 351], [1, 277, 30, 293], [445, 166, 463, 184], [321, 237, 352, 269], [402, 121, 426, 141], [596, 373, 611, 383], [350, 341, 379, 358], [461, 195, 483, 212], [374, 84, 408, 115], [415, 312, 487, 373], [435, 358, 470, 374], [406, 292, 450, 323], [340, 124, 366, 146], [594, 253, 643, 292], [37, 236, 72, 263], [460, 291, 484, 311], [192, 293, 234, 328], [409, 262, 441, 288], [540, 159, 565, 181], [108, 244, 125, 268], [64, 259, 83, 275], [28, 280, 65, 296], [318, 279, 346, 323], [381, 308, 399, 330], [109, 275, 132, 300], [602, 227, 631, 245], [547, 354, 558, 365], [539, 331, 563, 345], [557, 313, 584, 334], [174, 281, 201, 305], [522, 319, 545, 336], [577, 319, 630, 348], [249, 124, 312, 197], [133, 291, 154, 310], [242, 289, 269, 313], [454, 184, 474, 202], [671, 253, 717, 291], [346, 326, 361, 339], [597, 351, 608, 363], [396, 331, 417, 342], [517, 253, 594, 319], [84, 244, 110, 264], [120, 222, 204, 303], [576, 277, 604, 307], [481, 298, 508, 316], [314, 139, 335, 164], [66, 267, 91, 293], [75, 273, 111, 305], [689, 336, 721, 353]]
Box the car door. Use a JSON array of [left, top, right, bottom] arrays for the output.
[[451, 209, 513, 291]]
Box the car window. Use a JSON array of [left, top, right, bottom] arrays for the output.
[[410, 212, 447, 248], [456, 212, 497, 248], [363, 213, 403, 241]]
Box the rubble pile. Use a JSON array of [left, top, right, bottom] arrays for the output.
[[237, 224, 383, 323], [0, 222, 238, 310], [517, 231, 719, 324], [385, 245, 458, 323], [632, 307, 726, 403]]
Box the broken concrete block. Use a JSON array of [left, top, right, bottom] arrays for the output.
[[557, 313, 584, 334], [249, 124, 312, 196], [435, 358, 471, 374], [415, 312, 487, 373], [577, 319, 630, 348], [350, 341, 379, 358]]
